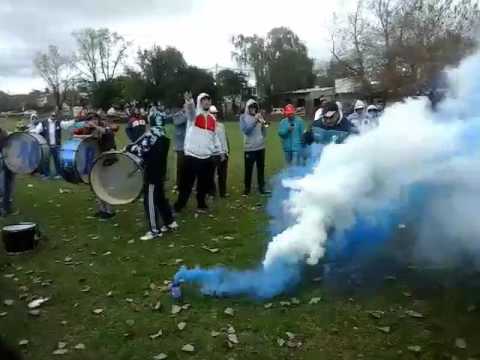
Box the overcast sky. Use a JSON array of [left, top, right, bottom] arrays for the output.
[[0, 0, 355, 94]]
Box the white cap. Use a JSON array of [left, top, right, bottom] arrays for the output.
[[209, 105, 218, 114], [354, 100, 366, 110], [367, 105, 378, 112]]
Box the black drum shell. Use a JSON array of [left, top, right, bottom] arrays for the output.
[[2, 224, 38, 254]]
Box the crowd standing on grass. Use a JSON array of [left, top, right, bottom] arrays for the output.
[[0, 91, 384, 240]]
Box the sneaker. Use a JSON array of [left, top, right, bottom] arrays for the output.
[[140, 231, 162, 241], [161, 221, 179, 233], [99, 212, 116, 219], [53, 175, 62, 180], [196, 207, 208, 214]]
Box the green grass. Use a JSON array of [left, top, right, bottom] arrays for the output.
[[1, 118, 480, 359]]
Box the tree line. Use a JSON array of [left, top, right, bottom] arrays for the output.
[[32, 0, 479, 113]]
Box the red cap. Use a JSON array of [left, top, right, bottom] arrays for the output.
[[283, 104, 296, 117]]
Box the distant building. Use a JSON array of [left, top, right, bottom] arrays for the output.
[[276, 86, 335, 118]]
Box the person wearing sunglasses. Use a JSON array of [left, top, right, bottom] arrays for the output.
[[303, 101, 357, 147]]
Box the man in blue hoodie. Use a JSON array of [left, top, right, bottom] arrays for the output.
[[278, 104, 305, 166], [240, 99, 269, 195]]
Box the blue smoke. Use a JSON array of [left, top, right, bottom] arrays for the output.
[[174, 52, 480, 300]]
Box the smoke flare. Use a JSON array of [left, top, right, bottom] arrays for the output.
[[175, 50, 480, 299]]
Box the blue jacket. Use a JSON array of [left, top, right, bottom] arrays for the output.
[[278, 116, 305, 152]]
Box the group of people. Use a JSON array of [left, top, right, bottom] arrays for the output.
[[0, 91, 381, 242], [278, 96, 382, 166]]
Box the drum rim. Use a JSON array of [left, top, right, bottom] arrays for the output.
[[2, 132, 48, 174], [3, 223, 36, 232], [60, 137, 100, 184], [89, 151, 144, 205]]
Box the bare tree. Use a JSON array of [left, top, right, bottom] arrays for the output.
[[72, 28, 129, 84], [33, 45, 74, 110]]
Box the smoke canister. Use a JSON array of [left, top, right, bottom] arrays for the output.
[[170, 281, 183, 302]]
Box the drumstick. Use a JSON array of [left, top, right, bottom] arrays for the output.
[[127, 167, 141, 178]]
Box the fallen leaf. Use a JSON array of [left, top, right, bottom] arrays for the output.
[[28, 297, 49, 309], [277, 338, 286, 347], [149, 330, 163, 340], [126, 319, 135, 327], [106, 291, 113, 297], [177, 322, 187, 331], [407, 345, 422, 353], [29, 310, 41, 317], [175, 259, 183, 264], [309, 297, 322, 305], [455, 338, 467, 349], [0, 312, 7, 317], [405, 310, 424, 319], [182, 304, 191, 310], [181, 344, 195, 353], [153, 354, 168, 360], [153, 301, 162, 311], [3, 299, 14, 306], [402, 292, 412, 297], [264, 303, 273, 309], [224, 236, 234, 240], [211, 331, 220, 337], [52, 349, 69, 355], [57, 342, 67, 349], [74, 343, 86, 350], [92, 308, 104, 315], [80, 286, 91, 293], [377, 326, 391, 334], [228, 334, 239, 344], [224, 307, 235, 317], [171, 305, 182, 315], [18, 339, 29, 346], [367, 310, 385, 319]]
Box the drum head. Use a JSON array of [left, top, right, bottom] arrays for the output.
[[3, 133, 47, 174], [90, 152, 143, 205], [3, 223, 36, 232], [76, 138, 101, 183]]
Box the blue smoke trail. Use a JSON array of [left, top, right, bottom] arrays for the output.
[[175, 52, 480, 300]]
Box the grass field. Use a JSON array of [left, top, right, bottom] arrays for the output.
[[1, 118, 480, 360]]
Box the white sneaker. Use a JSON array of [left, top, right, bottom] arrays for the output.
[[161, 221, 179, 233], [140, 231, 162, 241]]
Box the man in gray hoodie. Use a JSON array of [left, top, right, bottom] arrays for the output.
[[240, 99, 269, 195]]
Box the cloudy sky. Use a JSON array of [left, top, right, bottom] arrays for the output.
[[0, 0, 355, 94]]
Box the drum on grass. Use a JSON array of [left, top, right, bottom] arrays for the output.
[[59, 138, 100, 184], [89, 151, 144, 205], [2, 223, 39, 254], [2, 133, 49, 174]]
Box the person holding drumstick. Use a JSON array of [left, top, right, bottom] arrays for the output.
[[127, 126, 178, 240], [74, 113, 119, 219]]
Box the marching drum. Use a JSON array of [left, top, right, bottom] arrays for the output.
[[2, 223, 39, 254], [89, 151, 144, 205], [2, 133, 49, 174], [59, 138, 101, 184]]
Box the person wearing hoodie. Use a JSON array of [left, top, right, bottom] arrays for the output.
[[278, 104, 305, 166], [127, 126, 178, 241], [304, 101, 357, 147], [174, 92, 220, 212], [240, 99, 269, 195], [347, 100, 367, 129]]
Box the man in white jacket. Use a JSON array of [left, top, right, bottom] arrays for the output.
[[174, 92, 220, 213]]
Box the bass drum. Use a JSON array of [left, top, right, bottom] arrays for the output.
[[89, 151, 144, 205], [2, 133, 49, 174], [59, 138, 100, 184]]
